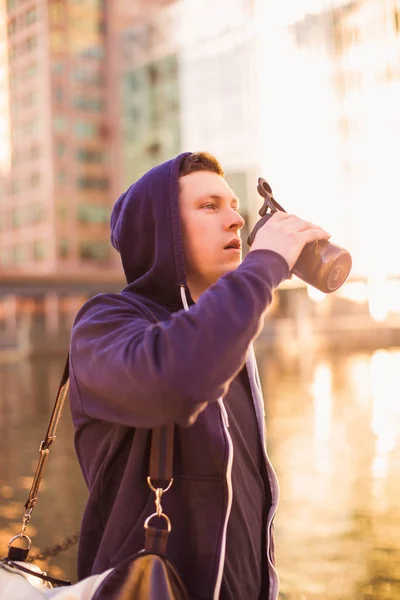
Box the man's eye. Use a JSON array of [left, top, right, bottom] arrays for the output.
[[203, 203, 216, 210]]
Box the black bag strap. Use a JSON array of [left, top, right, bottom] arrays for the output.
[[1, 557, 72, 586], [6, 353, 175, 561], [144, 424, 175, 554]]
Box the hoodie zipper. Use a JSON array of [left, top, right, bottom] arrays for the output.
[[247, 345, 280, 600], [213, 398, 234, 600], [179, 286, 234, 599]]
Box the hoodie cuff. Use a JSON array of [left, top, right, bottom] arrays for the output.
[[242, 249, 290, 289]]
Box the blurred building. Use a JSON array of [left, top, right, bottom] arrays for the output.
[[113, 0, 260, 243], [111, 0, 399, 258], [110, 0, 180, 192], [282, 0, 400, 320], [287, 0, 400, 279], [1, 0, 400, 291], [0, 0, 117, 273]]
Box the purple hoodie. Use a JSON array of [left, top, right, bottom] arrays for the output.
[[69, 153, 289, 599]]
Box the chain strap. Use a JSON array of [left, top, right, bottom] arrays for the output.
[[27, 532, 80, 562]]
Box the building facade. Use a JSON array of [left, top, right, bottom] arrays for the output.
[[1, 0, 400, 287], [114, 0, 260, 245], [0, 0, 116, 274]]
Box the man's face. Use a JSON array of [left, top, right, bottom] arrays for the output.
[[179, 171, 245, 295]]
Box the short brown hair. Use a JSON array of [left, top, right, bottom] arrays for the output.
[[179, 151, 224, 178]]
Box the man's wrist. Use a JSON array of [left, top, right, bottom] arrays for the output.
[[242, 249, 290, 288]]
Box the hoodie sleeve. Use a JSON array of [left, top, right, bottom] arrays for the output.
[[70, 249, 289, 428]]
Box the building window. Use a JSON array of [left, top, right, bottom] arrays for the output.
[[395, 9, 400, 35], [24, 119, 38, 136], [9, 72, 17, 87], [9, 45, 17, 61], [22, 90, 37, 107], [79, 240, 109, 261], [77, 176, 109, 190], [0, 248, 10, 267], [80, 46, 104, 60], [58, 239, 69, 258], [25, 7, 37, 25], [73, 68, 104, 86], [25, 62, 38, 78], [6, 0, 16, 12], [29, 172, 40, 188], [56, 141, 66, 157], [76, 148, 106, 163], [73, 96, 105, 111], [8, 18, 17, 36], [10, 100, 18, 116], [11, 208, 23, 228], [11, 180, 20, 195], [54, 115, 67, 131], [55, 86, 63, 103], [74, 121, 98, 137], [29, 203, 45, 223], [77, 203, 109, 224], [58, 206, 68, 220], [52, 62, 65, 75], [20, 35, 37, 54], [57, 170, 67, 185], [13, 244, 27, 265], [0, 213, 7, 231], [33, 240, 45, 261]]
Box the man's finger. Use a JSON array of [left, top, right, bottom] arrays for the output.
[[302, 228, 331, 243]]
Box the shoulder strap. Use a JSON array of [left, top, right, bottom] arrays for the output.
[[145, 424, 175, 554], [8, 353, 175, 559], [24, 355, 70, 515], [7, 354, 71, 559]]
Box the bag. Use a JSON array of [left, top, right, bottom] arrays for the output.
[[0, 561, 112, 599], [0, 355, 189, 600], [92, 553, 188, 600], [92, 426, 189, 600]]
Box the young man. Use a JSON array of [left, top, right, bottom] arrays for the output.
[[69, 152, 329, 599]]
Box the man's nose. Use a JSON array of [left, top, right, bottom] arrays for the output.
[[227, 209, 245, 230]]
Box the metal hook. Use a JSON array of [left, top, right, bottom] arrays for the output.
[[8, 533, 32, 551], [257, 178, 287, 216]]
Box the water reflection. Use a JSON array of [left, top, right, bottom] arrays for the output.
[[0, 357, 86, 581], [261, 346, 400, 599], [1, 350, 400, 598]]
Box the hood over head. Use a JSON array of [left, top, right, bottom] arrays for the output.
[[110, 152, 193, 311]]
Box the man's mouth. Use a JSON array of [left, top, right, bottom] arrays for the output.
[[224, 238, 241, 251]]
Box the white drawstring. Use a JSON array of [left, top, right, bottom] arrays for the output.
[[179, 281, 233, 600], [179, 285, 190, 312]]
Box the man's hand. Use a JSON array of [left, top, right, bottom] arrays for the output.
[[249, 211, 331, 271]]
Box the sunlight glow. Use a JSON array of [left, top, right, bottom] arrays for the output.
[[253, 0, 400, 310], [307, 286, 326, 303], [369, 350, 400, 478], [337, 282, 368, 304], [311, 362, 333, 443], [367, 273, 389, 322], [346, 355, 371, 410]]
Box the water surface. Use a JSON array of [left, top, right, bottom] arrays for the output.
[[1, 348, 400, 598]]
